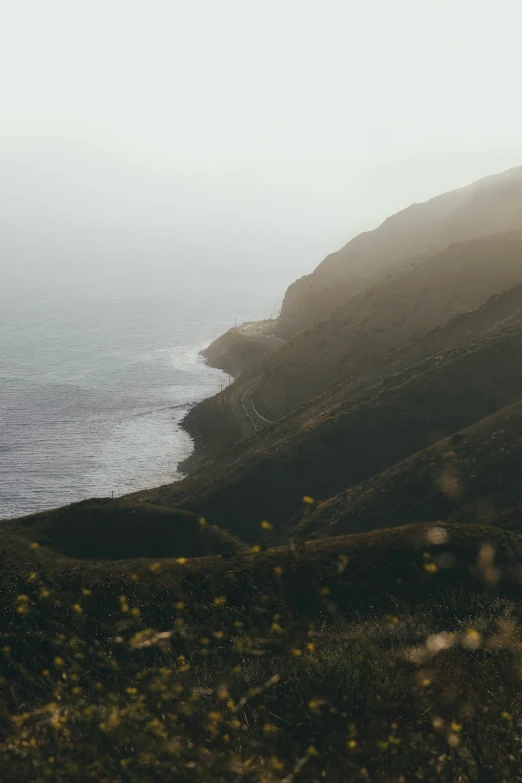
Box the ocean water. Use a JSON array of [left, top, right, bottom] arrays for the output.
[[0, 265, 288, 519]]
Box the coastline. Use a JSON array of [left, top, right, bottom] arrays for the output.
[[177, 319, 279, 475]]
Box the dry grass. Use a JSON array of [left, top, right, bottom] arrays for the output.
[[1, 521, 522, 780]]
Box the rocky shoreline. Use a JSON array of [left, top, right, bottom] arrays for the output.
[[178, 319, 277, 475]]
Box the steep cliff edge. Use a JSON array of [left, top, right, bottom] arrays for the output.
[[180, 320, 281, 473], [139, 309, 522, 544], [277, 165, 522, 340], [255, 231, 522, 418]]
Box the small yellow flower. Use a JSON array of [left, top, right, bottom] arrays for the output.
[[149, 562, 161, 573], [131, 607, 141, 616], [72, 604, 83, 614], [213, 596, 227, 606], [54, 657, 65, 667], [176, 557, 187, 565], [174, 601, 184, 611], [303, 496, 314, 504], [274, 566, 283, 576], [198, 517, 207, 526], [30, 542, 39, 551], [307, 745, 320, 756], [463, 629, 481, 649], [347, 740, 358, 749], [82, 589, 91, 596], [249, 545, 261, 554], [260, 520, 273, 530], [423, 562, 438, 574]]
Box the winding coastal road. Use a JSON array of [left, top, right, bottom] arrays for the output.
[[221, 322, 284, 439], [222, 375, 269, 438]]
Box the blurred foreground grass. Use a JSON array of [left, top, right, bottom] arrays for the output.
[[1, 527, 522, 781]]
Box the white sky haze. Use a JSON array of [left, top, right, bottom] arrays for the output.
[[2, 0, 522, 282]]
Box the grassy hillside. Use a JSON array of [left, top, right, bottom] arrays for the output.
[[1, 498, 244, 560], [277, 165, 522, 339], [138, 319, 522, 543], [297, 398, 522, 540], [258, 232, 522, 418], [1, 521, 522, 781]]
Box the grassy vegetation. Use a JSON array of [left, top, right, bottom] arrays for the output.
[[1, 521, 522, 781], [264, 233, 522, 418], [138, 319, 522, 545], [8, 177, 522, 779], [298, 397, 522, 540], [1, 499, 242, 560]]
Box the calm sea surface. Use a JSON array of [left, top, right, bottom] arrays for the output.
[[0, 265, 288, 518]]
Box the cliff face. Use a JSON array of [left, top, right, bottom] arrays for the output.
[[136, 312, 522, 543], [276, 165, 522, 339], [256, 231, 522, 418]]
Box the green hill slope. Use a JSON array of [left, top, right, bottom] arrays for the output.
[[296, 398, 522, 540], [277, 165, 522, 340], [257, 232, 522, 418], [2, 498, 244, 560], [138, 315, 522, 543]]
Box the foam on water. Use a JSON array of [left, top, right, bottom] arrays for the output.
[[0, 268, 287, 519]]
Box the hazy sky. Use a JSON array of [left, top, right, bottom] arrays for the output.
[[2, 0, 522, 284]]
